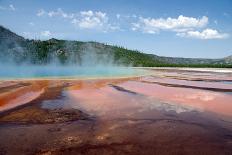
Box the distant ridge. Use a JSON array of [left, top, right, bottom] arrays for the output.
[[0, 25, 231, 67]]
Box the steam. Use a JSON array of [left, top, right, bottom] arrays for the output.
[[0, 40, 141, 79]]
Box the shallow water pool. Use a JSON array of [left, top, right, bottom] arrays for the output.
[[0, 66, 147, 79]]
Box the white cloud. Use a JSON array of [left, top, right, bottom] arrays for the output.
[[177, 28, 229, 39], [0, 4, 16, 11], [80, 10, 93, 16], [132, 15, 208, 33], [75, 10, 108, 29], [40, 30, 52, 37], [131, 23, 137, 31], [37, 8, 74, 19], [34, 9, 228, 38], [132, 15, 229, 40], [36, 9, 118, 32], [48, 8, 74, 19], [37, 9, 46, 16], [72, 10, 117, 32]]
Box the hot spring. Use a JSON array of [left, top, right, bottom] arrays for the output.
[[0, 65, 147, 79]]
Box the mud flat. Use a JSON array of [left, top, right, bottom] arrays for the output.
[[0, 68, 232, 155]]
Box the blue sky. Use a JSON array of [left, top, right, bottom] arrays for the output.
[[0, 0, 232, 58]]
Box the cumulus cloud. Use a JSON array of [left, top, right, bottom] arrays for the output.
[[0, 4, 16, 11], [37, 9, 118, 32], [40, 30, 52, 37], [35, 9, 229, 39], [132, 15, 229, 39], [80, 10, 94, 16], [177, 28, 229, 39], [132, 15, 208, 34], [72, 10, 119, 32], [71, 10, 109, 30]]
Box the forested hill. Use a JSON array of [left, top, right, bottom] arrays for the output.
[[0, 25, 231, 67]]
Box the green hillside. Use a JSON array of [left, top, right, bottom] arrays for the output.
[[0, 25, 231, 68]]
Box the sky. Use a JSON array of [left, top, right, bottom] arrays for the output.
[[0, 0, 232, 58]]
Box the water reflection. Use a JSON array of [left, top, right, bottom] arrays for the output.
[[40, 79, 201, 120]]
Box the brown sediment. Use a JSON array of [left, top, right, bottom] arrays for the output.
[[0, 81, 50, 111], [0, 106, 89, 124], [3, 117, 231, 155], [0, 78, 139, 116], [0, 80, 90, 124], [0, 82, 31, 93]]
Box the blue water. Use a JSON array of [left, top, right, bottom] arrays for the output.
[[221, 81, 232, 85], [0, 65, 146, 79]]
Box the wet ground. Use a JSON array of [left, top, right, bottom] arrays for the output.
[[0, 68, 232, 155]]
